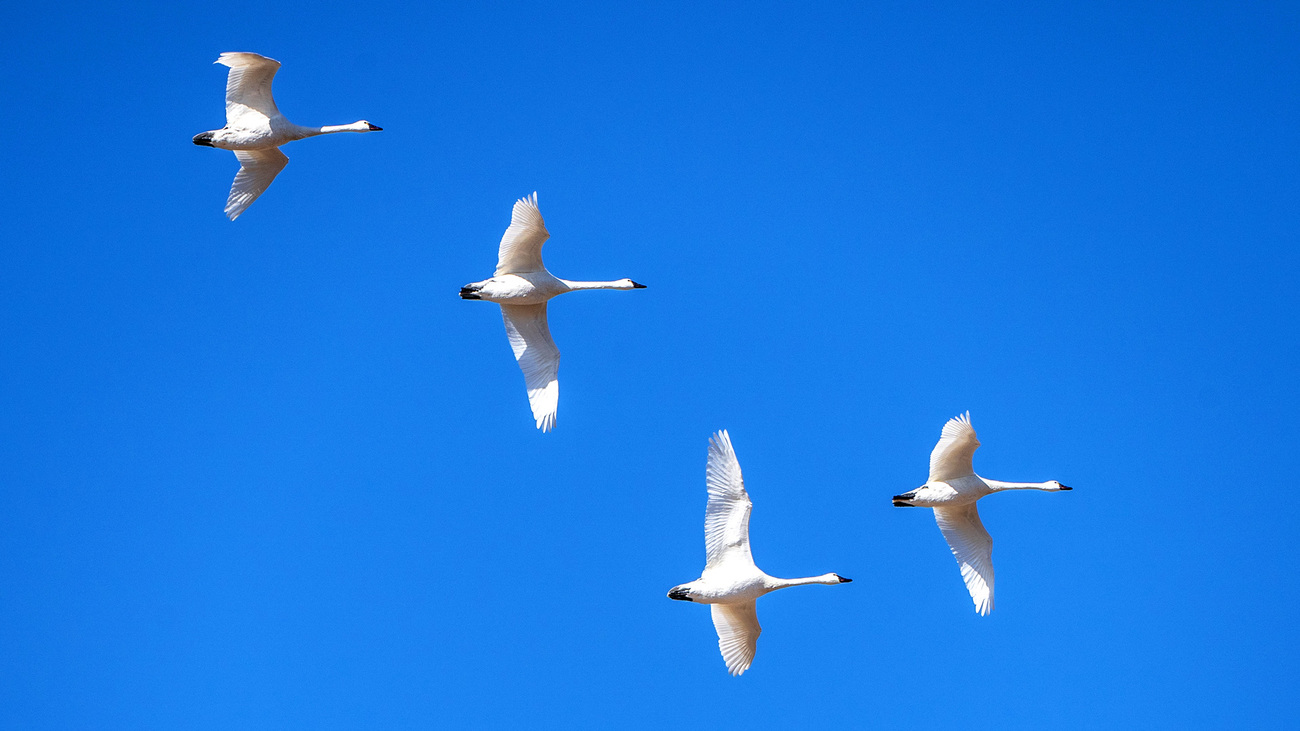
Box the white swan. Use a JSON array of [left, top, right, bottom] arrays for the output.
[[668, 431, 851, 676], [892, 412, 1072, 615], [460, 192, 645, 432], [192, 52, 382, 220]]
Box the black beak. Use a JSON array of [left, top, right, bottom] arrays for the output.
[[631, 281, 647, 288], [837, 576, 852, 583], [192, 131, 215, 147], [1060, 484, 1073, 491], [367, 123, 383, 131], [892, 490, 918, 507]]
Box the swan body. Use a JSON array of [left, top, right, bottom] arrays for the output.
[[668, 431, 851, 676], [892, 412, 1072, 615], [192, 52, 382, 220], [460, 192, 645, 432], [463, 271, 642, 306]]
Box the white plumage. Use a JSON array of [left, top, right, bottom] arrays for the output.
[[669, 431, 851, 676], [460, 193, 645, 432], [192, 52, 382, 220], [893, 412, 1072, 615]]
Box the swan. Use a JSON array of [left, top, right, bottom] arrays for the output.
[[192, 52, 382, 220], [460, 192, 645, 432], [892, 412, 1072, 615], [668, 431, 851, 676]]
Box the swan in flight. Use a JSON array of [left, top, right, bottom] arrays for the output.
[[192, 52, 382, 220], [460, 192, 645, 432], [892, 412, 1072, 616], [668, 431, 851, 676]]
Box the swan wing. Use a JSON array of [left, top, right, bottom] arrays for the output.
[[495, 192, 550, 275], [217, 52, 282, 128], [704, 430, 754, 570], [711, 601, 761, 676], [929, 411, 980, 482], [500, 303, 560, 432], [225, 148, 288, 221], [934, 503, 995, 616]]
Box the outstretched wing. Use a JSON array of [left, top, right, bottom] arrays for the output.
[[225, 148, 289, 220], [495, 192, 550, 275], [934, 503, 995, 616], [500, 303, 560, 432], [217, 52, 282, 128], [711, 601, 761, 676], [704, 430, 754, 570], [929, 411, 980, 483]]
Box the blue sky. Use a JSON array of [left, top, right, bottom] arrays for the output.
[[2, 1, 1298, 727]]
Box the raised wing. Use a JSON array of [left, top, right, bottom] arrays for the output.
[[225, 148, 289, 220], [929, 411, 980, 482], [500, 303, 560, 432], [711, 601, 761, 676], [495, 192, 550, 275], [217, 52, 282, 128], [704, 430, 754, 570], [934, 503, 995, 616]]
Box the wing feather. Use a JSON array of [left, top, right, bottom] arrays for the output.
[[934, 503, 995, 616], [500, 303, 560, 432], [711, 601, 761, 676], [216, 52, 282, 127], [929, 411, 980, 482], [495, 192, 550, 275], [704, 430, 753, 570], [225, 148, 288, 220]]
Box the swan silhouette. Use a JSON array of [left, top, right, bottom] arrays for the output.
[[893, 412, 1072, 615], [668, 430, 851, 676], [192, 52, 382, 220], [460, 192, 644, 431]]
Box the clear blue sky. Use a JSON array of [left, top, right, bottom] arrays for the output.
[[2, 1, 1298, 728]]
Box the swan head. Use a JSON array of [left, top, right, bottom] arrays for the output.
[[358, 120, 382, 131], [667, 585, 694, 601], [1051, 480, 1072, 491], [831, 574, 852, 584], [620, 279, 647, 289], [892, 484, 936, 507]]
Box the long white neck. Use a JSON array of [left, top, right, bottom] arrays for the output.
[[293, 121, 374, 139], [765, 573, 843, 591], [984, 479, 1059, 492], [560, 279, 637, 291]]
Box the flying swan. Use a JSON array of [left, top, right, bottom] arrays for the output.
[[668, 430, 851, 676], [192, 52, 382, 220], [460, 192, 645, 432], [892, 412, 1072, 615]]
